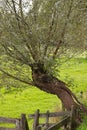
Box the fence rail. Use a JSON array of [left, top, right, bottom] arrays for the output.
[[0, 106, 77, 130], [28, 106, 77, 130], [0, 117, 17, 123], [47, 116, 70, 130], [28, 110, 71, 130], [29, 111, 70, 118], [0, 114, 29, 130]]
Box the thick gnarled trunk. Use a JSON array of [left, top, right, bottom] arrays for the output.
[[32, 70, 77, 110], [31, 64, 87, 126]]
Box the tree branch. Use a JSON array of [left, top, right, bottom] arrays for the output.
[[0, 69, 34, 86], [18, 0, 30, 29], [11, 0, 21, 30], [12, 45, 31, 64], [11, 0, 30, 31], [44, 7, 57, 56], [1, 44, 29, 66], [26, 43, 36, 62], [53, 0, 74, 58], [19, 0, 24, 18]]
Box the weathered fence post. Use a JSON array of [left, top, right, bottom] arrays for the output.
[[16, 119, 21, 130], [20, 114, 29, 130], [33, 109, 40, 130], [70, 105, 77, 130], [45, 110, 49, 129]]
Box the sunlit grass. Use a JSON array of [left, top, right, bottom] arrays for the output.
[[59, 58, 87, 92], [0, 87, 59, 118]]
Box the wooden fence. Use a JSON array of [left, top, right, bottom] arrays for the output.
[[28, 106, 77, 130], [0, 106, 77, 130], [0, 114, 29, 130]]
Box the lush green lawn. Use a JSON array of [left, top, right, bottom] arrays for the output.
[[59, 58, 87, 93], [0, 88, 60, 129], [0, 58, 87, 129], [0, 88, 59, 118]]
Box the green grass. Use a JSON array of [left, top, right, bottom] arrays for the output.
[[0, 88, 60, 129], [0, 58, 87, 129], [59, 58, 87, 93], [0, 87, 59, 118]]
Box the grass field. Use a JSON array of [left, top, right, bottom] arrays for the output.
[[0, 87, 59, 118], [0, 58, 87, 129], [59, 58, 87, 93]]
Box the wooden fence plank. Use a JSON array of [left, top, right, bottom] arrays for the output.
[[29, 111, 70, 118], [20, 114, 29, 130], [0, 117, 17, 124], [45, 110, 49, 129], [47, 116, 70, 130], [0, 128, 16, 130], [70, 106, 77, 130], [33, 110, 39, 130], [15, 119, 21, 130], [0, 114, 29, 130]]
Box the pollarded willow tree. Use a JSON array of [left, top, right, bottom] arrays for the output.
[[0, 0, 87, 126]]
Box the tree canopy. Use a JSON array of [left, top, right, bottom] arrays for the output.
[[0, 0, 87, 88]]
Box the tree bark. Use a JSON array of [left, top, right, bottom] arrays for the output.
[[32, 69, 76, 110]]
